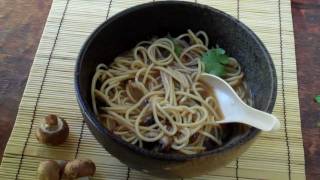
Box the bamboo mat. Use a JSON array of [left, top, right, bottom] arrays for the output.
[[0, 0, 305, 179]]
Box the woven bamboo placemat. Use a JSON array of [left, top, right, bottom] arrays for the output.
[[0, 0, 305, 179]]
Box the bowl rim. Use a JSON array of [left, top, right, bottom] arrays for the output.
[[75, 1, 277, 161]]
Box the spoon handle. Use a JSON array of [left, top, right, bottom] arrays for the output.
[[217, 108, 281, 132]]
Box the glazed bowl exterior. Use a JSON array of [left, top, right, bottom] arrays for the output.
[[75, 1, 277, 178]]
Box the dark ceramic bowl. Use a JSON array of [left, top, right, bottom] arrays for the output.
[[75, 1, 277, 178]]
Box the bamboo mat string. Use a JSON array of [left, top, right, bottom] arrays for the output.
[[106, 0, 113, 19], [278, 0, 292, 179]]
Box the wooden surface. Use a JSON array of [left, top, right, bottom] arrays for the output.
[[292, 0, 320, 179], [0, 0, 319, 179], [0, 0, 53, 160]]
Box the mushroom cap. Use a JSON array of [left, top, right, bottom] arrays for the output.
[[37, 160, 61, 180], [36, 115, 69, 145], [64, 159, 96, 179], [55, 160, 68, 177]]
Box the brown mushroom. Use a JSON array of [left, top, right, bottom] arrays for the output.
[[37, 160, 61, 180], [74, 177, 90, 180], [157, 135, 172, 152], [64, 159, 96, 179], [55, 160, 68, 177], [36, 114, 69, 145]]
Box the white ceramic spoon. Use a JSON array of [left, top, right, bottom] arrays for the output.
[[200, 73, 280, 131]]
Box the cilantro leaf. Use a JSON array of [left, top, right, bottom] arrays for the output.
[[168, 36, 183, 57], [174, 44, 183, 57], [201, 47, 230, 77], [315, 95, 320, 104]]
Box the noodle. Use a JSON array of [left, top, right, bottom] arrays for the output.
[[91, 30, 251, 154]]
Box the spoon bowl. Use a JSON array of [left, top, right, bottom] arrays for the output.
[[200, 73, 280, 131]]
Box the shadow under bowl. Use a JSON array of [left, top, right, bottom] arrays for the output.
[[75, 1, 277, 178]]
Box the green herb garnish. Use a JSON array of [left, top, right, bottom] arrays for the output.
[[201, 47, 230, 77], [315, 95, 320, 104], [174, 42, 183, 57], [168, 35, 183, 57]]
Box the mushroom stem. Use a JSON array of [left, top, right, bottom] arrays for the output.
[[42, 114, 61, 132]]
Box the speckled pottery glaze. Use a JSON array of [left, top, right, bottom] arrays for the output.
[[75, 1, 277, 178]]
